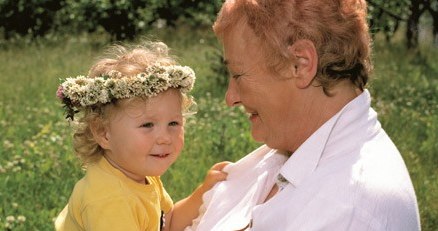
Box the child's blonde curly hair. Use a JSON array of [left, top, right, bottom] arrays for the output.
[[71, 41, 195, 167]]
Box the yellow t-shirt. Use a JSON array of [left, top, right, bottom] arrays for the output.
[[55, 157, 173, 231]]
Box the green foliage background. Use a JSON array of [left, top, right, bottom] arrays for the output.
[[0, 24, 437, 231], [1, 0, 436, 46], [0, 0, 223, 40]]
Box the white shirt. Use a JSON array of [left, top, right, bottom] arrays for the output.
[[187, 90, 420, 231]]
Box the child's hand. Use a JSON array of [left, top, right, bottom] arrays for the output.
[[169, 161, 233, 230], [201, 161, 231, 191]]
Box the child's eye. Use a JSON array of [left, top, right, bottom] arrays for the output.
[[141, 122, 154, 128], [169, 121, 180, 126]]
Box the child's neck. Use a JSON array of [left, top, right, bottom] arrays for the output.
[[103, 155, 148, 184]]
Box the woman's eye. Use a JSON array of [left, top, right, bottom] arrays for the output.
[[142, 122, 154, 128], [169, 121, 180, 126], [232, 73, 243, 79]]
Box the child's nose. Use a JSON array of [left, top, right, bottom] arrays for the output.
[[156, 129, 171, 145]]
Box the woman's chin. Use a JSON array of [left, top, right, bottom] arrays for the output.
[[250, 130, 265, 143]]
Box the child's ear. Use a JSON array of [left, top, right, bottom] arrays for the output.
[[287, 39, 318, 89], [90, 119, 110, 150]]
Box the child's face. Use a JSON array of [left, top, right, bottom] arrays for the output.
[[103, 89, 184, 181]]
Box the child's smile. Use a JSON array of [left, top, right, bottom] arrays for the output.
[[150, 153, 171, 158]]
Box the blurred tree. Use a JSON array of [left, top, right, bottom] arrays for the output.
[[56, 0, 165, 40], [0, 0, 435, 46], [367, 0, 436, 48], [406, 0, 428, 48], [0, 0, 221, 40], [153, 0, 223, 28], [426, 0, 438, 45], [0, 0, 64, 39], [368, 0, 409, 42]]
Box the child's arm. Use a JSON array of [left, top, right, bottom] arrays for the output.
[[164, 161, 230, 231]]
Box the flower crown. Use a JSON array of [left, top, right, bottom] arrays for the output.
[[56, 64, 196, 120]]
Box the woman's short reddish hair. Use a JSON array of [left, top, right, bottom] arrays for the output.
[[213, 0, 372, 94]]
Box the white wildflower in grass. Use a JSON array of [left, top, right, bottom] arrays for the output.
[[50, 136, 57, 142], [12, 203, 18, 208], [3, 140, 13, 149], [17, 216, 26, 223], [6, 216, 15, 223], [6, 162, 14, 169], [0, 165, 5, 173]]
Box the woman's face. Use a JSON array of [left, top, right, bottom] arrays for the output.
[[222, 23, 310, 152]]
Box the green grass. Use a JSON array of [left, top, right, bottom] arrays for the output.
[[369, 41, 438, 230], [0, 29, 436, 230]]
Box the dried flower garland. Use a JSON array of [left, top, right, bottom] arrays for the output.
[[56, 64, 195, 120]]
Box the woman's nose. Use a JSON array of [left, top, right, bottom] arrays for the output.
[[225, 78, 241, 107]]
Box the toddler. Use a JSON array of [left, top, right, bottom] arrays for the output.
[[54, 41, 228, 231]]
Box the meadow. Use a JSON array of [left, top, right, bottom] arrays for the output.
[[0, 28, 437, 230]]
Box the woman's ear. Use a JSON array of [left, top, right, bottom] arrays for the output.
[[288, 39, 318, 89], [90, 119, 110, 150]]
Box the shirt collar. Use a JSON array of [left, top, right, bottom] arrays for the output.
[[280, 90, 372, 187]]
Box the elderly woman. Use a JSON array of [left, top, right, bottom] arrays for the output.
[[186, 0, 421, 230]]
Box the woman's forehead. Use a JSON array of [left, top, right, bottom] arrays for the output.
[[224, 28, 267, 71]]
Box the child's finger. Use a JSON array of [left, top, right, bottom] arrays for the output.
[[211, 161, 232, 171], [209, 170, 228, 181]]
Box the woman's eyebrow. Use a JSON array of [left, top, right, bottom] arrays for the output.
[[224, 58, 244, 68], [223, 58, 229, 66]]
